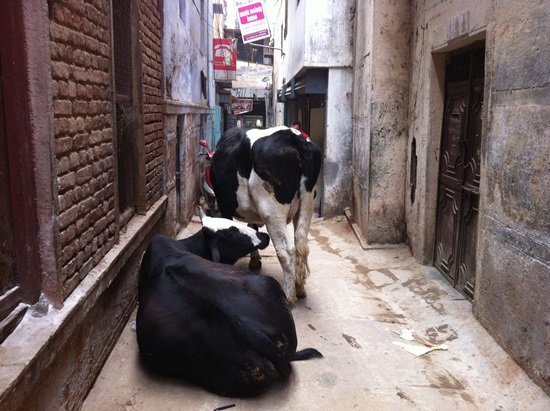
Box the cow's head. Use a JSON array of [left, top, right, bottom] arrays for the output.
[[200, 209, 270, 264]]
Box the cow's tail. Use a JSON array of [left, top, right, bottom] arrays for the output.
[[294, 180, 314, 288], [291, 348, 323, 361], [294, 139, 322, 292]]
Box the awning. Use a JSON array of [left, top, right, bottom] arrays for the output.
[[277, 69, 328, 102]]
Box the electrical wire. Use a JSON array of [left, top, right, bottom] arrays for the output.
[[190, 0, 221, 37]]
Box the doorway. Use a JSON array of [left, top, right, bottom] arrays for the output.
[[434, 43, 485, 300]]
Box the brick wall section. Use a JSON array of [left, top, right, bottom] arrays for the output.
[[49, 0, 116, 297], [140, 0, 164, 208]]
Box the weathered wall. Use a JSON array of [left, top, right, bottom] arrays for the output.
[[351, 0, 373, 232], [473, 0, 550, 395], [323, 68, 354, 217], [351, 0, 410, 243], [162, 0, 209, 103], [0, 0, 170, 409], [163, 111, 204, 234], [281, 0, 306, 82], [50, 0, 117, 298], [404, 0, 550, 395], [284, 0, 354, 80], [304, 0, 354, 68], [162, 0, 209, 229], [0, 205, 166, 411]]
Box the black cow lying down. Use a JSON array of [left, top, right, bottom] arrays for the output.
[[136, 212, 323, 397]]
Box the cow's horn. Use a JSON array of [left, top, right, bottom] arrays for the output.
[[198, 206, 206, 221]]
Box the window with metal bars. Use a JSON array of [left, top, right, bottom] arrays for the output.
[[113, 0, 136, 220]]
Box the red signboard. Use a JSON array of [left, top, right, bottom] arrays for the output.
[[213, 38, 237, 81]]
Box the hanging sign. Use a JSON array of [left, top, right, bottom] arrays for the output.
[[237, 1, 270, 44], [231, 98, 253, 115], [213, 38, 237, 81]]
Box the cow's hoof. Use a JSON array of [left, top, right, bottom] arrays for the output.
[[249, 259, 262, 270], [296, 284, 307, 299]]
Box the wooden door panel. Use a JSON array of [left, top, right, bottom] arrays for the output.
[[440, 85, 467, 181], [435, 44, 484, 300], [434, 186, 459, 280], [435, 82, 468, 283], [456, 188, 478, 298], [464, 79, 483, 190]]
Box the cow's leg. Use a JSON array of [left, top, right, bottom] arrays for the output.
[[247, 172, 296, 301], [249, 249, 262, 270], [248, 224, 262, 269], [265, 220, 296, 302]]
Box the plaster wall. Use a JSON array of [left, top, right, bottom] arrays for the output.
[[162, 0, 211, 229], [351, 0, 373, 231], [351, 0, 410, 243], [323, 68, 354, 217], [283, 0, 354, 81], [303, 0, 354, 68], [163, 0, 209, 104], [281, 0, 306, 81]]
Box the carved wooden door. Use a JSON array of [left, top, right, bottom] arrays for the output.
[[434, 45, 485, 300]]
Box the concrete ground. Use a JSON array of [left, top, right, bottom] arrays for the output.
[[82, 216, 550, 411]]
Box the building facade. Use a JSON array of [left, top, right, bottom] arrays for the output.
[[0, 0, 210, 409], [351, 0, 550, 394], [162, 0, 215, 230], [272, 0, 549, 395], [270, 0, 356, 217]]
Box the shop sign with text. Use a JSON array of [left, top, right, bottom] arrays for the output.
[[237, 1, 270, 44]]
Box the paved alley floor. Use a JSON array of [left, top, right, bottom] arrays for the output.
[[82, 216, 550, 411]]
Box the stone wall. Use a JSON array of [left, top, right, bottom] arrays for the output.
[[402, 0, 549, 395], [473, 0, 550, 394]]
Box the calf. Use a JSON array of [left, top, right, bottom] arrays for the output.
[[136, 212, 322, 397], [210, 126, 323, 302]]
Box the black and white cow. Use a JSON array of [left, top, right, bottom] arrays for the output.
[[136, 212, 322, 397], [210, 126, 323, 302]]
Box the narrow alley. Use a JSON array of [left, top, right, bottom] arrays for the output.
[[82, 216, 550, 411], [1, 1, 548, 409]]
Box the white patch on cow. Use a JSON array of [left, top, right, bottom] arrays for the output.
[[201, 216, 264, 247], [246, 126, 298, 146], [235, 174, 252, 209], [247, 169, 291, 222]]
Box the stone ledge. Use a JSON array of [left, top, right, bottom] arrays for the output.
[[163, 99, 209, 114], [0, 196, 167, 410]]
